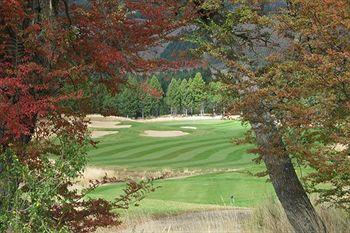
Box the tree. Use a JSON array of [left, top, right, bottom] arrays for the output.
[[0, 0, 192, 231], [166, 78, 181, 115], [180, 79, 190, 115], [189, 72, 206, 115], [192, 1, 327, 232], [260, 0, 350, 213], [142, 76, 164, 117], [90, 84, 119, 115], [117, 77, 141, 118], [208, 81, 224, 115]]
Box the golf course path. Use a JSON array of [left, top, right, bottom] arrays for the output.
[[119, 209, 251, 233]]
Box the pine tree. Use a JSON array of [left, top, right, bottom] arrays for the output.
[[146, 76, 164, 117], [166, 78, 176, 115], [208, 81, 224, 115], [117, 77, 141, 118], [189, 72, 206, 115], [166, 78, 181, 115], [180, 79, 190, 115]]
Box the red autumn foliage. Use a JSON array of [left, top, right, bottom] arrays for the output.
[[0, 0, 196, 231], [0, 0, 195, 147]]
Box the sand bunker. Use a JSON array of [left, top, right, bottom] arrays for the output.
[[181, 126, 197, 130], [86, 114, 124, 122], [142, 130, 189, 137], [88, 121, 131, 129], [91, 131, 119, 138]]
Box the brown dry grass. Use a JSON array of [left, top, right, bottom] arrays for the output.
[[244, 198, 350, 233], [95, 198, 349, 233], [97, 208, 251, 233]]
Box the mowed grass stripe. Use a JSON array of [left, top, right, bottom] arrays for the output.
[[88, 120, 251, 170], [190, 146, 255, 168], [168, 145, 242, 168], [90, 138, 229, 167], [89, 137, 186, 157], [144, 142, 236, 168], [88, 129, 230, 159], [122, 140, 231, 168], [88, 135, 226, 161], [119, 138, 228, 163], [88, 122, 191, 154]]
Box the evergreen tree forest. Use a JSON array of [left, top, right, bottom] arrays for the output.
[[95, 70, 232, 119]]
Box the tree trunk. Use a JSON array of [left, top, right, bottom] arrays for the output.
[[251, 114, 327, 233]]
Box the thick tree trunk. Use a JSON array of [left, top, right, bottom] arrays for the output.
[[252, 117, 327, 233]]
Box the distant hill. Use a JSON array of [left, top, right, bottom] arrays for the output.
[[160, 41, 197, 61]]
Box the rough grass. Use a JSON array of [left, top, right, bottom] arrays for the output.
[[96, 200, 350, 233], [244, 198, 350, 233], [97, 209, 251, 233]]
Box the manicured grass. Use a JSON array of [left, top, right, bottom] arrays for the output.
[[87, 120, 257, 170], [89, 172, 274, 216], [87, 119, 275, 215]]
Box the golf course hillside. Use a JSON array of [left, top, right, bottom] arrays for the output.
[[87, 118, 275, 216]]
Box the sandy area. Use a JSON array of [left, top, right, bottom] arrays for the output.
[[91, 131, 119, 138], [89, 121, 131, 129], [181, 126, 197, 130], [70, 167, 119, 190], [86, 114, 125, 122], [141, 130, 189, 137], [82, 167, 118, 181]]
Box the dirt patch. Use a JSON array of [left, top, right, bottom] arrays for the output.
[[91, 131, 119, 138], [142, 130, 189, 138], [181, 126, 197, 130]]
